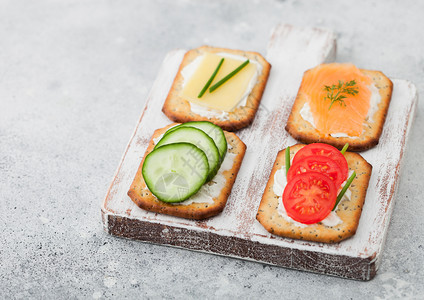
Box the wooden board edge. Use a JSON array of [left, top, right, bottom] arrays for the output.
[[102, 211, 377, 281], [372, 80, 418, 274]]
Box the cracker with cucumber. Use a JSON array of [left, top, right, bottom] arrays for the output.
[[128, 121, 246, 219]]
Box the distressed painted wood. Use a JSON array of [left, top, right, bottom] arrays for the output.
[[101, 24, 418, 280]]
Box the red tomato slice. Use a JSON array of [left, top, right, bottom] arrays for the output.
[[287, 155, 345, 187], [292, 143, 348, 182], [283, 172, 337, 224]]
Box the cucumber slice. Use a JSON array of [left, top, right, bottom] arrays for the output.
[[165, 121, 227, 162], [155, 127, 220, 181], [142, 143, 209, 203]]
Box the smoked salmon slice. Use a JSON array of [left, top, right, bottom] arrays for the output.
[[300, 63, 372, 136]]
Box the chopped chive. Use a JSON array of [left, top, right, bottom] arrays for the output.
[[209, 59, 249, 93], [332, 171, 356, 211], [341, 143, 349, 154], [285, 146, 291, 175], [198, 58, 224, 98]]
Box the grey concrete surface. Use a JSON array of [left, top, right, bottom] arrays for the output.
[[1, 0, 423, 299]]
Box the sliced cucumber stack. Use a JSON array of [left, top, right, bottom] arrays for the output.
[[142, 143, 209, 203], [143, 121, 228, 203], [155, 127, 220, 181], [165, 121, 227, 162]]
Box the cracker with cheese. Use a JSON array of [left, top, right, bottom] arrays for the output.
[[162, 46, 271, 131]]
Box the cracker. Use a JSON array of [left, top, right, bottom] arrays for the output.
[[256, 144, 372, 243], [128, 123, 246, 220], [285, 68, 393, 151], [162, 46, 271, 131]]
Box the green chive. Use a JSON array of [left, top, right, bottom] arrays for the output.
[[209, 59, 249, 93], [341, 143, 349, 154], [332, 171, 356, 211], [285, 146, 291, 175], [198, 58, 224, 98]]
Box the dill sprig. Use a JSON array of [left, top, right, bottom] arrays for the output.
[[323, 80, 359, 110]]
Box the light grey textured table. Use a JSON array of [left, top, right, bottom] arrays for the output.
[[1, 1, 423, 299]]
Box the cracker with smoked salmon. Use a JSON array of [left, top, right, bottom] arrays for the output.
[[285, 63, 393, 151], [162, 46, 271, 131], [256, 143, 372, 244]]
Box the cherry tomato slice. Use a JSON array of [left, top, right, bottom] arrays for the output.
[[287, 155, 345, 188], [292, 143, 348, 182], [283, 172, 337, 224]]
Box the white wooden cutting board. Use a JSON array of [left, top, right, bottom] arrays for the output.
[[101, 24, 418, 280]]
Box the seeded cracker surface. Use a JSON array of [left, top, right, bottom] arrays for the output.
[[256, 144, 372, 243]]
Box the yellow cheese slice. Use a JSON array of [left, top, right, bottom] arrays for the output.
[[181, 53, 257, 112]]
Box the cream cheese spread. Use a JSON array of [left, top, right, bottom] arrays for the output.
[[299, 101, 316, 127], [188, 103, 231, 120], [367, 83, 381, 122]]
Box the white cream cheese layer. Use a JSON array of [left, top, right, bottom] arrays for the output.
[[329, 132, 353, 138], [367, 83, 381, 122], [181, 53, 262, 120], [299, 83, 382, 138], [299, 101, 316, 127], [273, 167, 352, 227], [188, 103, 231, 120]]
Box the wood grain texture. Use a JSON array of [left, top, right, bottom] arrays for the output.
[[101, 24, 417, 280]]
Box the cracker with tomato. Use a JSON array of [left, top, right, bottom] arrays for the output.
[[256, 144, 372, 244]]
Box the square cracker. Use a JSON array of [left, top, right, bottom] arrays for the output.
[[128, 123, 246, 220], [162, 46, 271, 131], [285, 68, 393, 151], [256, 144, 372, 243]]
